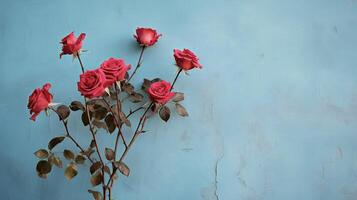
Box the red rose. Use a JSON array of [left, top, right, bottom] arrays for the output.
[[28, 83, 53, 121], [99, 58, 131, 87], [173, 49, 202, 70], [77, 69, 106, 99], [60, 32, 86, 58], [147, 80, 175, 104], [134, 27, 162, 46]]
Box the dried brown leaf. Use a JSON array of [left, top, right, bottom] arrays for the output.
[[70, 101, 85, 111], [105, 114, 116, 134], [48, 155, 63, 168], [75, 155, 86, 164], [64, 164, 78, 180], [175, 103, 189, 117], [90, 161, 102, 174], [114, 161, 130, 177], [105, 148, 115, 161], [173, 92, 184, 102], [82, 111, 89, 126], [90, 171, 103, 186], [129, 92, 143, 103], [48, 136, 65, 150], [36, 160, 52, 174], [57, 105, 70, 120], [63, 149, 75, 160], [88, 190, 103, 200], [122, 83, 134, 94], [34, 149, 49, 159], [119, 112, 131, 127], [159, 106, 170, 122]]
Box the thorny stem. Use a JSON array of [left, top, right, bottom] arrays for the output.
[[127, 46, 145, 82], [77, 54, 107, 200], [101, 97, 127, 148], [106, 103, 152, 187], [49, 107, 94, 164]]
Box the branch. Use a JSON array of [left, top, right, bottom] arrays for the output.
[[49, 107, 95, 164], [127, 46, 146, 82]]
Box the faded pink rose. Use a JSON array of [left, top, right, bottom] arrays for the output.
[[77, 69, 106, 98], [99, 58, 131, 87], [28, 83, 53, 121], [174, 48, 202, 70], [60, 32, 86, 58], [134, 27, 161, 46], [147, 80, 175, 104]]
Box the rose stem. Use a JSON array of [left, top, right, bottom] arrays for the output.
[[127, 46, 146, 82], [107, 68, 184, 187], [49, 107, 94, 164], [77, 54, 107, 199], [170, 68, 182, 91]]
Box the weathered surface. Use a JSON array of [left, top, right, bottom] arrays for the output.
[[1, 0, 357, 199]]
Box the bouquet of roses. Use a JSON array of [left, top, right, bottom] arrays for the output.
[[27, 27, 202, 199]]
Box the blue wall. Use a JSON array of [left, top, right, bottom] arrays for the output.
[[1, 0, 357, 199]]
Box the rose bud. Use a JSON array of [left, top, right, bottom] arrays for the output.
[[77, 69, 106, 99], [134, 27, 162, 46], [147, 80, 175, 104], [174, 48, 202, 71], [60, 32, 86, 58], [99, 58, 131, 87], [28, 83, 53, 121]]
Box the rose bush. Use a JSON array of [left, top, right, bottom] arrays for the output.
[[28, 26, 201, 200]]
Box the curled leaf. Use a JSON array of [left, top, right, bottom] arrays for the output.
[[159, 106, 170, 122], [57, 105, 70, 120], [34, 149, 49, 159], [129, 92, 143, 103], [48, 155, 63, 168], [105, 114, 116, 134], [91, 171, 103, 186], [122, 83, 134, 94], [119, 111, 131, 127], [70, 101, 85, 111], [36, 160, 52, 175], [175, 103, 189, 117], [64, 164, 78, 180], [88, 190, 103, 200], [63, 149, 75, 160], [90, 161, 102, 174], [172, 92, 184, 102], [105, 148, 115, 161], [114, 161, 130, 177], [75, 155, 86, 164], [48, 136, 65, 150], [82, 111, 90, 126]]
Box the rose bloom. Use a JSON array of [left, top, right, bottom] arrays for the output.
[[134, 27, 161, 46], [60, 32, 86, 58], [174, 48, 202, 70], [99, 58, 131, 87], [77, 69, 106, 99], [147, 80, 175, 104], [28, 83, 53, 121]]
